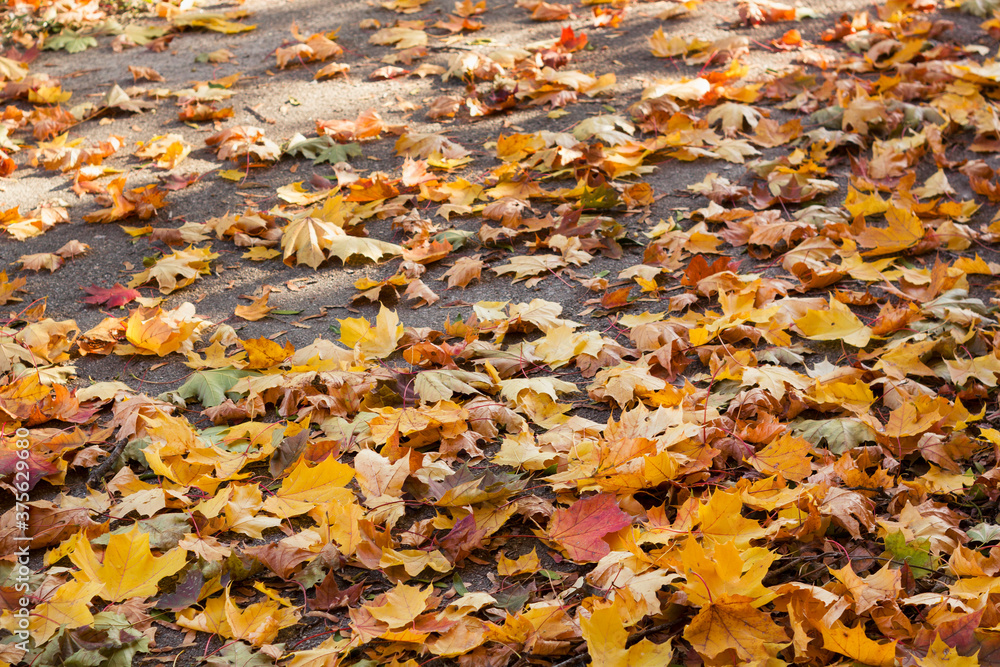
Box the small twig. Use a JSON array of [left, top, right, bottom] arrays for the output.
[[86, 440, 128, 489]]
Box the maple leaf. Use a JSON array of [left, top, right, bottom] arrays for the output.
[[44, 30, 98, 53], [281, 216, 338, 269], [83, 283, 141, 308], [207, 126, 281, 163], [177, 368, 251, 406], [582, 604, 673, 667], [855, 203, 926, 256], [573, 115, 635, 146], [497, 548, 542, 576], [172, 12, 257, 33], [234, 288, 274, 322], [0, 56, 28, 82], [135, 134, 191, 169], [25, 580, 102, 644], [441, 256, 485, 288], [68, 526, 188, 602], [364, 582, 432, 628], [396, 132, 470, 159], [263, 456, 355, 518], [738, 0, 814, 24], [224, 588, 300, 646], [795, 296, 871, 348], [128, 65, 165, 83], [493, 255, 565, 281], [589, 357, 667, 406], [746, 433, 813, 481], [684, 595, 789, 662], [339, 305, 403, 359], [328, 227, 403, 263], [102, 84, 155, 113], [119, 304, 207, 357], [697, 489, 767, 547], [285, 134, 361, 164], [821, 621, 896, 667], [83, 177, 168, 223], [830, 562, 901, 614], [18, 252, 62, 272], [414, 369, 490, 402], [370, 27, 429, 49], [711, 103, 765, 137], [280, 217, 402, 269], [0, 271, 27, 305], [546, 493, 630, 562], [128, 246, 219, 294]]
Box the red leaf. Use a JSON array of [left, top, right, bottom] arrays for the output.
[[546, 493, 630, 562], [159, 172, 202, 191], [83, 283, 141, 308], [0, 447, 56, 491]]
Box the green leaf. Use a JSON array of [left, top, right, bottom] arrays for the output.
[[44, 30, 98, 54], [968, 522, 1000, 544], [493, 584, 530, 611], [98, 19, 169, 44], [284, 133, 361, 165], [314, 142, 361, 165], [789, 418, 876, 454], [45, 612, 152, 667], [884, 531, 937, 579], [960, 0, 1000, 16], [205, 641, 277, 667], [177, 368, 252, 407], [414, 369, 490, 402], [93, 515, 190, 551], [580, 182, 621, 210], [434, 228, 476, 250]]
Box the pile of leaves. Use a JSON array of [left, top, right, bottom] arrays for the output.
[[5, 0, 1000, 665]]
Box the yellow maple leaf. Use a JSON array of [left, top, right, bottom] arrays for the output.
[[128, 245, 218, 294], [281, 216, 340, 269], [243, 246, 282, 261], [679, 539, 777, 608], [697, 489, 766, 548], [582, 603, 673, 667], [794, 296, 871, 348], [379, 548, 453, 577], [683, 594, 788, 663], [225, 588, 300, 646], [339, 304, 403, 359], [172, 11, 257, 33], [68, 526, 188, 602], [262, 455, 356, 518], [747, 433, 813, 482], [497, 548, 542, 576], [235, 288, 274, 322], [829, 562, 901, 615], [365, 582, 432, 629], [222, 483, 282, 538], [916, 635, 980, 667], [856, 203, 925, 256], [310, 499, 365, 556], [19, 580, 101, 643], [134, 133, 191, 169], [821, 621, 896, 667], [241, 336, 293, 369], [122, 306, 204, 356]]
